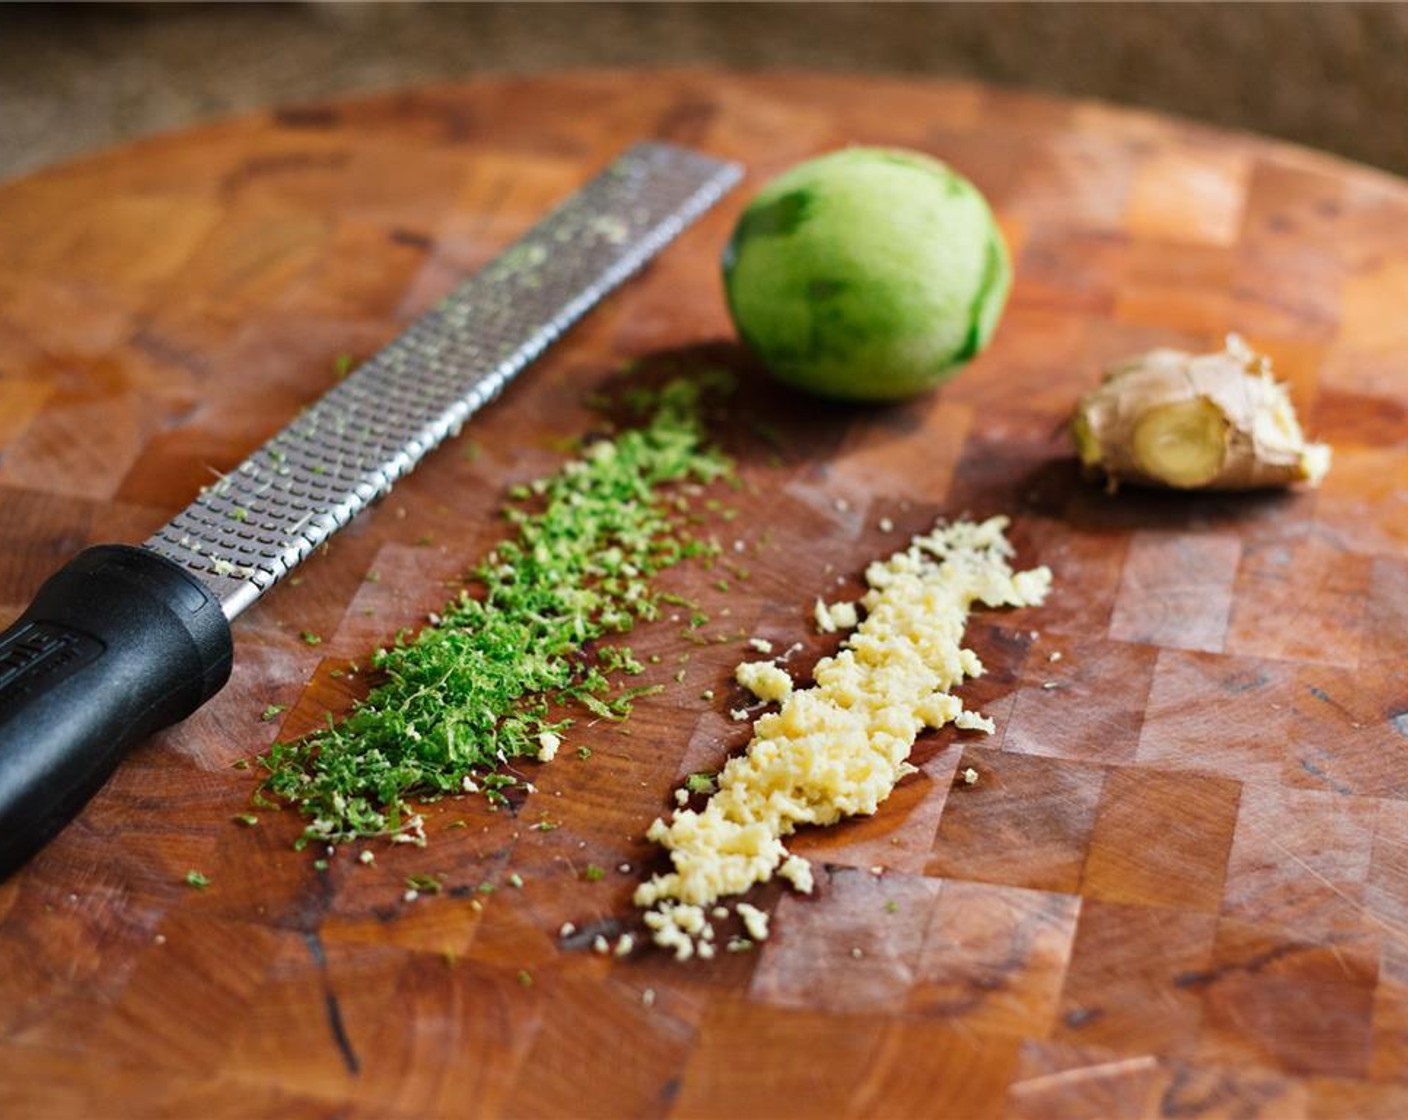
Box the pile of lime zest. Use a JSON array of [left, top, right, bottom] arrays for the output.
[[258, 375, 734, 848]]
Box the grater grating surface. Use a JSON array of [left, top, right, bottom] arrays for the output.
[[144, 143, 742, 619]]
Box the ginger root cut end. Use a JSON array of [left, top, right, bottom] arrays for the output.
[[1131, 397, 1229, 488], [1070, 335, 1331, 493]]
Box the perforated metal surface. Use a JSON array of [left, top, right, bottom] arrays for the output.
[[144, 143, 742, 618]]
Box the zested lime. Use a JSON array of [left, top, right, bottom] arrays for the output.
[[723, 147, 1010, 401]]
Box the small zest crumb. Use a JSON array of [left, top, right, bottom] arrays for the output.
[[614, 934, 635, 957], [878, 517, 894, 532], [962, 767, 979, 786], [536, 732, 561, 763], [559, 922, 577, 939], [747, 637, 774, 654], [1049, 651, 1063, 662], [593, 935, 610, 955], [184, 870, 210, 890], [729, 708, 751, 722], [359, 850, 375, 864], [406, 873, 443, 897], [850, 947, 864, 960]]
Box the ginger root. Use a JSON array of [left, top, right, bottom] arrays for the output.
[[1071, 335, 1331, 492]]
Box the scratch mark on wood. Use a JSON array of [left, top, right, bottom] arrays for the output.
[[304, 930, 361, 1075]]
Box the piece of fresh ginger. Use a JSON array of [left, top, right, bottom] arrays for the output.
[[1070, 335, 1331, 492]]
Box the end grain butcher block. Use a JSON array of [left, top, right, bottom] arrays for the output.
[[4, 71, 1408, 1118]]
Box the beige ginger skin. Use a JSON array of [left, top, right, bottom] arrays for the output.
[[1071, 335, 1331, 492]]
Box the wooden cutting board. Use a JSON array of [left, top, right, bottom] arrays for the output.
[[4, 71, 1408, 1118]]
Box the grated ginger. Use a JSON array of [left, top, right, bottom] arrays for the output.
[[734, 661, 794, 704], [634, 516, 1050, 959], [813, 598, 860, 634]]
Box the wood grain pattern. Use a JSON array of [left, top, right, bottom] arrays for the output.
[[3, 70, 1408, 1117]]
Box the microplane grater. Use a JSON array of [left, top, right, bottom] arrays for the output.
[[147, 142, 743, 619], [0, 142, 743, 878]]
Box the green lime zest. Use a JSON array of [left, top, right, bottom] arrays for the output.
[[258, 375, 734, 847]]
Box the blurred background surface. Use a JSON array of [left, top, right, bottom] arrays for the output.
[[4, 1, 1408, 183]]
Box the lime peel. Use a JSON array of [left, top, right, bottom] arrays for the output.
[[258, 374, 735, 847]]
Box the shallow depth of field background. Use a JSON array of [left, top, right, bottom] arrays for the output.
[[3, 2, 1408, 183]]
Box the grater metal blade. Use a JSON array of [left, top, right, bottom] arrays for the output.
[[0, 141, 741, 879], [145, 142, 743, 619]]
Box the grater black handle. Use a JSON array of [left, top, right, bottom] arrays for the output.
[[0, 546, 233, 878]]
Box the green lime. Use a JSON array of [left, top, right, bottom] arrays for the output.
[[722, 147, 1010, 401]]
